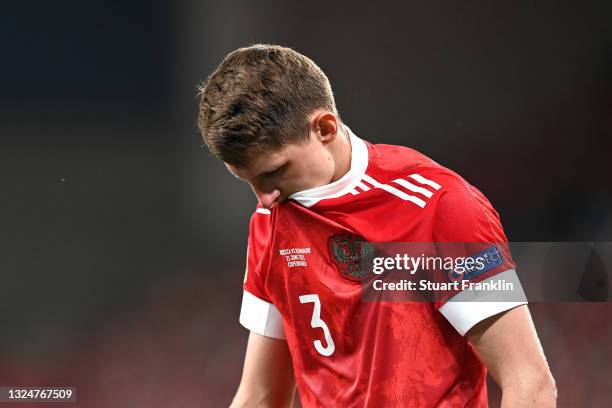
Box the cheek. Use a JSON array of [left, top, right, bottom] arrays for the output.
[[280, 148, 335, 194], [305, 151, 334, 180]]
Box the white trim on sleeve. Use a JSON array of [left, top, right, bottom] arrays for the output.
[[239, 290, 286, 340], [439, 269, 528, 336]]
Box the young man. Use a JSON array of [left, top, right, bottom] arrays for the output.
[[198, 44, 557, 407]]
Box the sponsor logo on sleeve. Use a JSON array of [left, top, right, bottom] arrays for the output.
[[446, 245, 504, 282]]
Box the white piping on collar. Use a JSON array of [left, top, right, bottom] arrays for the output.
[[289, 125, 369, 208]]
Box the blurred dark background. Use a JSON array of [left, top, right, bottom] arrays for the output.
[[1, 1, 611, 406]]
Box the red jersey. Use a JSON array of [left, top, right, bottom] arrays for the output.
[[239, 126, 526, 407]]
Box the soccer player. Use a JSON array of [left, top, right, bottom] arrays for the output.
[[197, 44, 557, 407]]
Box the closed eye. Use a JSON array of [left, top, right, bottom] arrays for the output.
[[259, 162, 289, 180]]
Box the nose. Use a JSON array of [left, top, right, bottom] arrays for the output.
[[254, 188, 281, 209]]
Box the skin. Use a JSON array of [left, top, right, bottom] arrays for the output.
[[227, 111, 557, 407], [467, 305, 557, 407], [231, 333, 296, 408]]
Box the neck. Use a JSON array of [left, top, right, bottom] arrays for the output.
[[330, 126, 352, 183]]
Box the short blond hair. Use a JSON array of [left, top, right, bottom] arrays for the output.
[[197, 44, 338, 167]]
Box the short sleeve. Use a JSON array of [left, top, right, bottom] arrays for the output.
[[432, 175, 527, 336], [239, 207, 286, 339]]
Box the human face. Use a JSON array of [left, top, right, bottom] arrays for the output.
[[226, 133, 336, 209]]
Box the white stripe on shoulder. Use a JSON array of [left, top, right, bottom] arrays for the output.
[[392, 178, 434, 198], [408, 173, 442, 190], [357, 181, 371, 192], [362, 174, 427, 208]]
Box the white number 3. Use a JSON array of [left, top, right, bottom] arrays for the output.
[[299, 294, 336, 357]]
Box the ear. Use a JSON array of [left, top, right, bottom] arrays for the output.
[[311, 111, 340, 144]]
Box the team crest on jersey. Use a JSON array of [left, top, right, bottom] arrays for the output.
[[328, 234, 375, 281]]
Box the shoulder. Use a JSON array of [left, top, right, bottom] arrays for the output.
[[404, 162, 507, 242], [366, 142, 467, 187], [368, 142, 502, 230], [366, 142, 482, 203], [367, 142, 439, 174], [371, 142, 492, 204]]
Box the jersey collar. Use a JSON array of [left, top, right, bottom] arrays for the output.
[[289, 125, 369, 208]]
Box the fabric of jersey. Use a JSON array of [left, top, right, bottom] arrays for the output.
[[240, 127, 525, 407]]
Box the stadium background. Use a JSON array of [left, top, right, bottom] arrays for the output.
[[1, 1, 611, 406]]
